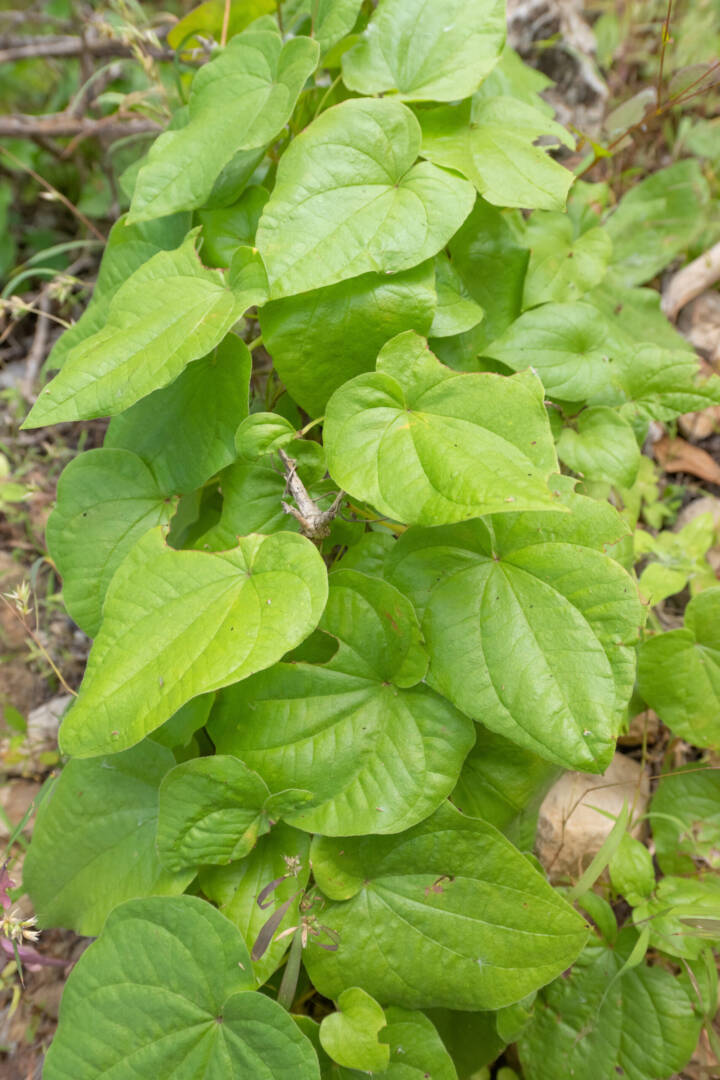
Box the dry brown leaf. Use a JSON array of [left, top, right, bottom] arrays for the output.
[[678, 405, 720, 441], [653, 435, 720, 485]]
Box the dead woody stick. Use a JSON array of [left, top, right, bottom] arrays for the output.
[[279, 448, 344, 540]]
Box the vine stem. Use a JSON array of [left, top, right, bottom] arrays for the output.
[[313, 73, 342, 121], [277, 925, 304, 1010], [220, 0, 231, 48]]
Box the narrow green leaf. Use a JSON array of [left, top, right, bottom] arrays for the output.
[[23, 743, 191, 936], [200, 824, 311, 986], [341, 0, 505, 101], [129, 30, 320, 222], [59, 527, 328, 757], [256, 98, 474, 298], [608, 832, 655, 903], [320, 988, 390, 1072], [324, 331, 560, 526], [567, 800, 629, 900]]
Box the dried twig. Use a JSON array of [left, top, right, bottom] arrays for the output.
[[279, 449, 344, 539], [0, 144, 105, 242], [0, 33, 174, 63], [0, 112, 160, 141], [662, 241, 720, 321], [20, 293, 50, 403]]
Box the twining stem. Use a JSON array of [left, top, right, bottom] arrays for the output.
[[277, 925, 304, 1010], [312, 73, 342, 121], [297, 416, 324, 437]]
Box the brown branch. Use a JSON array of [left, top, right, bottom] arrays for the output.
[[0, 11, 74, 29], [0, 112, 160, 141], [0, 33, 175, 63]]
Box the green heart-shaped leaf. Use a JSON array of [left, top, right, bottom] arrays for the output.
[[324, 331, 559, 525], [157, 755, 312, 870], [23, 235, 267, 427], [420, 97, 574, 211], [256, 98, 474, 298], [518, 935, 702, 1080], [46, 448, 175, 637], [44, 896, 322, 1080], [556, 407, 641, 488], [320, 988, 390, 1072], [305, 802, 589, 1010], [638, 587, 720, 749], [386, 488, 643, 771], [341, 0, 505, 101], [23, 743, 191, 936], [105, 334, 251, 495], [59, 527, 328, 758], [129, 29, 320, 222], [210, 569, 474, 835]]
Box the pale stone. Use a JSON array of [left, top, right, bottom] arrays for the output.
[[0, 779, 40, 839], [535, 752, 649, 882], [26, 694, 71, 755]]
